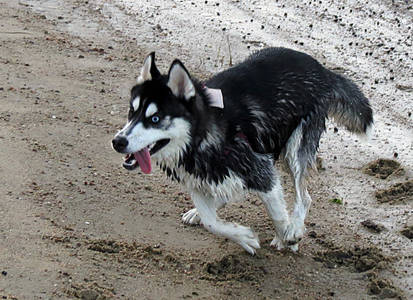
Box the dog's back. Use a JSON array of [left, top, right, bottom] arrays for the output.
[[206, 47, 373, 159]]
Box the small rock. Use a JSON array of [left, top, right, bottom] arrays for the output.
[[206, 264, 219, 275], [308, 230, 317, 238], [380, 288, 400, 299], [185, 264, 195, 271], [355, 257, 376, 272], [144, 245, 162, 255], [376, 261, 387, 270], [369, 281, 381, 295], [80, 289, 99, 300], [395, 84, 412, 91], [1, 271, 7, 276], [380, 287, 399, 299], [361, 219, 386, 233], [316, 156, 325, 171], [401, 225, 413, 240]]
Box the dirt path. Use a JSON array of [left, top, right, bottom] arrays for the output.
[[0, 0, 412, 299]]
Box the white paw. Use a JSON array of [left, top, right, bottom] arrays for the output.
[[283, 220, 305, 251], [235, 227, 261, 255], [182, 208, 201, 225], [288, 243, 299, 252], [270, 236, 285, 251]]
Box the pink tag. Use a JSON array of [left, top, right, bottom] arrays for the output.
[[204, 87, 224, 109]]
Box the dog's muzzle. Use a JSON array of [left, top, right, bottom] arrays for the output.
[[112, 134, 171, 174], [112, 135, 128, 153]]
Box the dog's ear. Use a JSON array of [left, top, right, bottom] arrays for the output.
[[167, 60, 195, 101], [138, 52, 161, 83]]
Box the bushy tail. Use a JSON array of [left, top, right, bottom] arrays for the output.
[[328, 71, 373, 135]]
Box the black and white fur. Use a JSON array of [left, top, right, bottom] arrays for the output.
[[112, 48, 373, 254]]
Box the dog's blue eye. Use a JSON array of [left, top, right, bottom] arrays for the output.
[[151, 115, 160, 123]]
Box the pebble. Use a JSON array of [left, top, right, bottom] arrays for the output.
[[355, 257, 376, 272], [380, 287, 398, 298], [308, 230, 317, 238], [369, 281, 381, 295], [80, 289, 99, 300], [361, 220, 386, 233]]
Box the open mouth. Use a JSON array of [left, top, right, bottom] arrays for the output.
[[122, 139, 170, 173]]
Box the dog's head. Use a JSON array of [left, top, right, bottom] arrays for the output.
[[112, 53, 200, 173]]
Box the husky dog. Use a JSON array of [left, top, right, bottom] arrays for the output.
[[112, 48, 373, 254]]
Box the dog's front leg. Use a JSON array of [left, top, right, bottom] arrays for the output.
[[182, 197, 227, 225], [182, 208, 201, 225], [191, 191, 260, 255]]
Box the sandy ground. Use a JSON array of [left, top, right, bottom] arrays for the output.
[[0, 0, 412, 299]]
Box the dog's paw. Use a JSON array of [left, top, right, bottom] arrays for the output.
[[182, 208, 201, 225], [270, 236, 286, 251], [236, 228, 261, 255], [282, 220, 305, 252]]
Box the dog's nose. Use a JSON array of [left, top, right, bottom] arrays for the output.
[[112, 135, 128, 153]]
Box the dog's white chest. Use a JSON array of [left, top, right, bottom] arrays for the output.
[[172, 166, 245, 202]]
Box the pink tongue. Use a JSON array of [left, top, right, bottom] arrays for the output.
[[134, 147, 152, 174]]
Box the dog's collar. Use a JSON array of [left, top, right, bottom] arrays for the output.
[[223, 131, 250, 156], [203, 86, 224, 109]]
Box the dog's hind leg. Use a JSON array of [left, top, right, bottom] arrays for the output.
[[191, 191, 260, 255], [283, 117, 325, 251], [257, 169, 290, 250], [283, 172, 312, 251]]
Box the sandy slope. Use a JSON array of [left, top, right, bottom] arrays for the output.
[[0, 0, 412, 299]]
